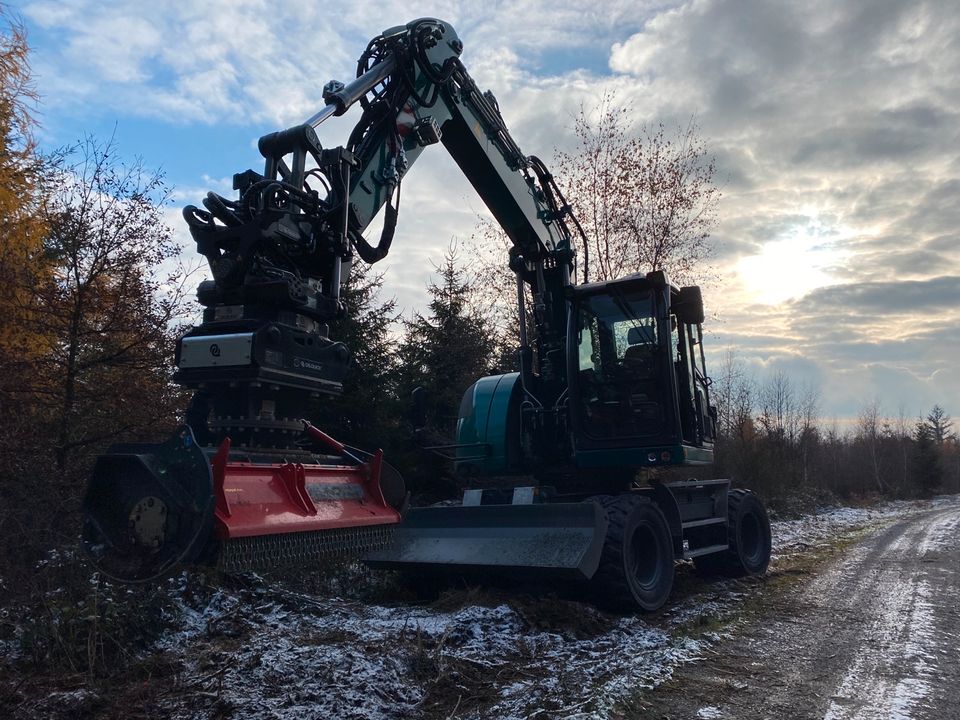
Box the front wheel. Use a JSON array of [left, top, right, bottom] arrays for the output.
[[590, 494, 675, 612]]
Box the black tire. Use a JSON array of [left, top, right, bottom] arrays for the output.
[[694, 489, 771, 577], [590, 494, 675, 612]]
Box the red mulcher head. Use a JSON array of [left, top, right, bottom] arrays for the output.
[[82, 423, 402, 583]]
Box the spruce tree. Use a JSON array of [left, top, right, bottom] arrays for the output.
[[396, 246, 494, 435], [395, 247, 495, 499], [307, 263, 398, 447], [926, 405, 954, 445], [911, 420, 942, 498]]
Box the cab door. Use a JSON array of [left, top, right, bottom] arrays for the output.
[[672, 286, 714, 448], [567, 282, 680, 450]]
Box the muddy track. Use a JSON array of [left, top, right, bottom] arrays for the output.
[[641, 505, 960, 720]]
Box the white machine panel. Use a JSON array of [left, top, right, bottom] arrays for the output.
[[179, 333, 254, 368]]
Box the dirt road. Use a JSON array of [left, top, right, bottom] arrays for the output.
[[642, 504, 960, 720]]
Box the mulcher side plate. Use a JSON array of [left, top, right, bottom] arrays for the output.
[[82, 426, 214, 583]]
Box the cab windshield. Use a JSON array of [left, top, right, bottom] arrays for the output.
[[576, 290, 665, 438]]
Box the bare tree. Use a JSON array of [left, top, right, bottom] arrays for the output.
[[797, 382, 821, 486], [470, 91, 722, 360], [33, 136, 192, 471], [554, 92, 721, 285], [857, 400, 885, 494], [713, 348, 740, 439], [893, 404, 912, 494], [759, 371, 796, 443], [713, 348, 755, 440], [468, 218, 529, 353]]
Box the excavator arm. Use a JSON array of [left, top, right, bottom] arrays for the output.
[[182, 18, 578, 402]]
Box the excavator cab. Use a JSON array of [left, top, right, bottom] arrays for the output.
[[571, 280, 666, 442], [568, 271, 716, 471], [451, 271, 715, 483]]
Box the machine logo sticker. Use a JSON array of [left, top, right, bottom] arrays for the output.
[[294, 358, 324, 372], [210, 344, 221, 357]]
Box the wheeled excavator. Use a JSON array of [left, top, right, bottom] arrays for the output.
[[81, 18, 771, 611]]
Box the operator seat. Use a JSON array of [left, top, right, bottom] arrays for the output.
[[620, 326, 662, 433], [622, 326, 656, 377]]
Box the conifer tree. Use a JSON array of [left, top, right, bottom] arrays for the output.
[[926, 405, 954, 445], [396, 245, 494, 436], [0, 12, 48, 369], [912, 420, 942, 498], [307, 263, 398, 447]]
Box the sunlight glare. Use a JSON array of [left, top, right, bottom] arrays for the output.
[[736, 219, 847, 305]]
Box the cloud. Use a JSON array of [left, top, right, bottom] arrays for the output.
[[20, 0, 960, 419], [25, 0, 358, 124], [792, 276, 960, 316], [22, 0, 661, 125]]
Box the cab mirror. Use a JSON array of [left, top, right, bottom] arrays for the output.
[[410, 386, 427, 431], [676, 286, 705, 325]]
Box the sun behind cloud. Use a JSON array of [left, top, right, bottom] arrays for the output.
[[736, 217, 851, 305]]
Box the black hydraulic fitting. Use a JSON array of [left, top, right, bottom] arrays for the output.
[[258, 124, 322, 158]]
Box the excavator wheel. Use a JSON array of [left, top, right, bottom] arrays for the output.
[[589, 494, 675, 612], [694, 489, 771, 578]]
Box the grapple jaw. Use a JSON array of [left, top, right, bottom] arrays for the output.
[[82, 425, 402, 583]]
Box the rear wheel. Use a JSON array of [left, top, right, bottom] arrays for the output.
[[694, 489, 771, 577], [590, 494, 675, 611]]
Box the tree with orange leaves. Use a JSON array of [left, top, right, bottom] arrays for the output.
[[0, 10, 49, 362]]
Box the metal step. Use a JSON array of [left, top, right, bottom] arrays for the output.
[[683, 543, 728, 560], [682, 517, 727, 530]]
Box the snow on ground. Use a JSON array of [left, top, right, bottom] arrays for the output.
[[769, 501, 919, 560], [147, 497, 946, 719], [666, 500, 929, 631], [157, 579, 705, 720], [820, 500, 960, 720]]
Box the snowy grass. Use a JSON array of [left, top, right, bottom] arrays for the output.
[[770, 499, 930, 560], [6, 495, 954, 719], [149, 497, 947, 719], [154, 581, 707, 720]]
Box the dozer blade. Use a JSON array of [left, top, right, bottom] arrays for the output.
[[366, 502, 608, 581]]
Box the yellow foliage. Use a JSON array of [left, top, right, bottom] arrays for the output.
[[0, 10, 50, 360]]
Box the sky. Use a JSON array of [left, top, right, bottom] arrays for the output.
[[15, 0, 960, 423]]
